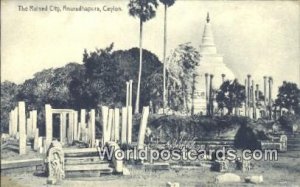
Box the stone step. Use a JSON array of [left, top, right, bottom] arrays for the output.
[[65, 163, 112, 171], [143, 162, 170, 171], [65, 159, 109, 165], [65, 168, 113, 178], [1, 158, 44, 170], [65, 156, 107, 162], [64, 148, 99, 154]]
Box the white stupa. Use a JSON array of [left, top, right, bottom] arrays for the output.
[[192, 13, 235, 115]]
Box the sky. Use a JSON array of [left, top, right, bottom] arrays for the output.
[[1, 0, 300, 94]]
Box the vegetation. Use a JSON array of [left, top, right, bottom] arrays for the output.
[[0, 46, 162, 133], [128, 0, 159, 114], [144, 115, 248, 141], [275, 81, 300, 113], [159, 0, 176, 113], [166, 43, 200, 113], [1, 81, 19, 132], [216, 79, 246, 115]]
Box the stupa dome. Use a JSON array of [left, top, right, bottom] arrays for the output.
[[191, 13, 235, 115]]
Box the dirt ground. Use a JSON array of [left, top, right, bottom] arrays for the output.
[[1, 150, 300, 187]]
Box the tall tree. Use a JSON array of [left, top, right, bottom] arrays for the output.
[[166, 43, 200, 113], [275, 81, 300, 113], [1, 81, 19, 132], [128, 0, 159, 114], [159, 0, 176, 114], [216, 79, 246, 115]]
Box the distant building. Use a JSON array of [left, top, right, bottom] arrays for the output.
[[191, 13, 235, 115]]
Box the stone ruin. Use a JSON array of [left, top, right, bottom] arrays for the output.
[[46, 140, 65, 184]]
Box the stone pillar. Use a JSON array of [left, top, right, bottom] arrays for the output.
[[61, 113, 68, 144], [255, 84, 259, 99], [9, 111, 13, 136], [244, 79, 248, 117], [129, 80, 133, 107], [205, 73, 209, 115], [32, 110, 37, 136], [126, 82, 129, 107], [127, 106, 133, 144], [73, 111, 78, 141], [191, 74, 196, 115], [29, 111, 34, 137], [80, 109, 86, 141], [34, 128, 39, 151], [59, 113, 63, 142], [45, 104, 52, 149], [26, 117, 33, 139], [256, 84, 259, 118], [220, 74, 225, 116], [252, 80, 256, 119], [221, 74, 226, 83], [108, 109, 114, 141], [67, 112, 74, 144], [137, 107, 150, 149], [38, 137, 43, 154], [12, 107, 18, 136], [90, 109, 95, 147], [18, 101, 26, 155], [84, 127, 89, 143], [101, 106, 109, 144], [121, 107, 127, 144], [77, 122, 81, 141], [209, 74, 214, 116], [263, 76, 267, 107], [114, 108, 120, 142], [247, 75, 251, 117], [110, 111, 115, 141], [269, 77, 273, 120]]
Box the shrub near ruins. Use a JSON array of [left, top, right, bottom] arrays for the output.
[[143, 115, 250, 142]]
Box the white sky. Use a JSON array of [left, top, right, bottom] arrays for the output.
[[1, 0, 300, 93]]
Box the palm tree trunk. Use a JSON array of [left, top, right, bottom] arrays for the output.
[[135, 18, 143, 114], [163, 4, 167, 114]]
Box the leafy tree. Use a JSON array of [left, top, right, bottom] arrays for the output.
[[73, 43, 121, 109], [166, 43, 200, 112], [71, 45, 163, 110], [128, 0, 159, 114], [144, 69, 163, 112], [1, 81, 19, 132], [275, 81, 300, 113], [112, 47, 162, 109], [216, 79, 246, 115], [18, 63, 84, 110], [159, 0, 176, 113]]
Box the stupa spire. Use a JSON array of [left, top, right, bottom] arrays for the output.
[[200, 12, 217, 54], [206, 12, 210, 23]]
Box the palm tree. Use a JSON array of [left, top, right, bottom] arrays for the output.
[[159, 0, 176, 114], [128, 0, 159, 114]]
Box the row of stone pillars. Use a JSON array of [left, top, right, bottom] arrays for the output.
[[9, 101, 150, 154], [204, 73, 218, 116], [101, 105, 150, 149], [102, 106, 133, 144], [45, 105, 96, 150], [8, 102, 39, 155], [244, 75, 273, 119]]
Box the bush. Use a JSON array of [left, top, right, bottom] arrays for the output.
[[144, 115, 249, 142], [278, 113, 300, 132], [234, 124, 261, 150]]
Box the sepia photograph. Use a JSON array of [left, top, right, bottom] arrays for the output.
[[1, 0, 300, 186]]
